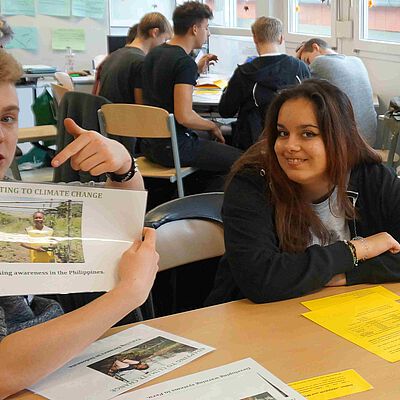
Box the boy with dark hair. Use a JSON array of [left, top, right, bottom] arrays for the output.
[[219, 16, 310, 150], [141, 1, 241, 179]]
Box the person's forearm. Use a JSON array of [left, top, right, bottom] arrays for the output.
[[177, 110, 216, 132], [0, 286, 141, 399]]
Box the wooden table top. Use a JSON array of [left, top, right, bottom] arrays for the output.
[[10, 283, 400, 400]]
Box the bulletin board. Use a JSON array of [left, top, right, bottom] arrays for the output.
[[2, 0, 109, 71]]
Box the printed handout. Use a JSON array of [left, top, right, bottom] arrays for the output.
[[0, 181, 147, 295], [30, 324, 214, 400], [117, 358, 305, 400]]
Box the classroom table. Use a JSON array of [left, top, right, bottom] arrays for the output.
[[10, 283, 400, 399]]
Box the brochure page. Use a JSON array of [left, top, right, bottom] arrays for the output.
[[30, 324, 214, 400], [0, 181, 147, 295], [118, 358, 305, 400]]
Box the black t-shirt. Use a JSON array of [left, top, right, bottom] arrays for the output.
[[99, 46, 145, 104], [142, 43, 198, 136]]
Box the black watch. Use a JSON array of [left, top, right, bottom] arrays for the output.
[[106, 157, 138, 183]]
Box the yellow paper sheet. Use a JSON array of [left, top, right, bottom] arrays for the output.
[[302, 286, 400, 311], [289, 369, 372, 400], [303, 293, 400, 362]]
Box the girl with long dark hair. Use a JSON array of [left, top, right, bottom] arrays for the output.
[[207, 79, 400, 305]]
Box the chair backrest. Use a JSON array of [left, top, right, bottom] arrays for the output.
[[145, 193, 224, 271], [99, 104, 173, 138], [54, 91, 111, 183], [54, 71, 74, 90], [92, 54, 107, 69], [51, 83, 70, 105]]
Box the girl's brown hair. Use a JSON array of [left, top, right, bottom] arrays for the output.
[[230, 79, 381, 252], [0, 49, 23, 83]]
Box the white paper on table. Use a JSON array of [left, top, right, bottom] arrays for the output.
[[30, 324, 215, 400], [118, 358, 306, 400], [0, 181, 147, 296]]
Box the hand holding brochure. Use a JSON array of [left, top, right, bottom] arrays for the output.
[[0, 181, 147, 296], [30, 325, 214, 400]]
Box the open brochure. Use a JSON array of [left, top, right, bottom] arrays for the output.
[[0, 181, 146, 296], [30, 324, 214, 400], [118, 358, 305, 400]]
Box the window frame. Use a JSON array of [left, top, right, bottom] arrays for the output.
[[352, 0, 400, 56], [283, 0, 337, 49]]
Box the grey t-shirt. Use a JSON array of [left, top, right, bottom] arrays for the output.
[[310, 187, 350, 246], [310, 54, 377, 146]]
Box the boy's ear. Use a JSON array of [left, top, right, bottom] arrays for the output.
[[150, 27, 160, 38]]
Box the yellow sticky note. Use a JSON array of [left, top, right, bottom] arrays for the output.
[[303, 293, 400, 362], [302, 286, 400, 311], [289, 369, 373, 400]]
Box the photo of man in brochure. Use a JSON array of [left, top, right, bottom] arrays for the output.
[[88, 336, 197, 383], [0, 199, 84, 263]]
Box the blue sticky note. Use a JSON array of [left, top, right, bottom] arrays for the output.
[[6, 27, 38, 51]]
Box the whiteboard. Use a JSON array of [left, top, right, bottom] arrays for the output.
[[4, 2, 109, 71]]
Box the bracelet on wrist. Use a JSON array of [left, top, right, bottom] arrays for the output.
[[344, 240, 359, 268], [353, 236, 369, 262], [106, 157, 138, 183]]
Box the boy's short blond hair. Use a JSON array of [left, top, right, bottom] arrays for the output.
[[251, 16, 282, 44], [0, 49, 23, 83]]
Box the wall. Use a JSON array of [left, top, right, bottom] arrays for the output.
[[5, 4, 109, 71]]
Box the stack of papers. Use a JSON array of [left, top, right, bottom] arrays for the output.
[[302, 286, 400, 362], [195, 77, 227, 90]]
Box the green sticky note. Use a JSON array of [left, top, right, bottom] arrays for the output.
[[38, 0, 71, 17], [1, 0, 35, 16], [72, 0, 105, 19], [6, 27, 38, 50], [52, 28, 85, 51]]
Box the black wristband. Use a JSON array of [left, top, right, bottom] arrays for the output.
[[106, 157, 138, 183]]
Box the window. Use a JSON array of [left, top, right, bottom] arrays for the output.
[[109, 0, 175, 28], [361, 0, 400, 44], [288, 0, 332, 36], [205, 0, 256, 28]]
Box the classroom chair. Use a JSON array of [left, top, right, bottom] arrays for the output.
[[376, 113, 400, 169], [51, 83, 71, 106], [145, 192, 224, 315], [98, 104, 197, 198], [54, 71, 74, 90], [53, 91, 111, 183]]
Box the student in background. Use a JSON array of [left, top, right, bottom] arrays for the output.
[[206, 79, 400, 306], [296, 38, 377, 146], [219, 17, 310, 150], [126, 23, 139, 45], [141, 1, 242, 181], [0, 50, 158, 398], [92, 23, 139, 97], [98, 12, 172, 104]]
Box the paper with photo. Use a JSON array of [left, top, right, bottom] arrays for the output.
[[289, 369, 373, 400], [0, 181, 146, 296], [30, 324, 214, 400], [118, 358, 305, 400], [303, 293, 400, 362], [301, 285, 400, 311]]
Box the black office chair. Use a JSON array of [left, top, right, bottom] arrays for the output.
[[145, 192, 224, 315]]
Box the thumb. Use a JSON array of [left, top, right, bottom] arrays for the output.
[[64, 118, 85, 138]]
